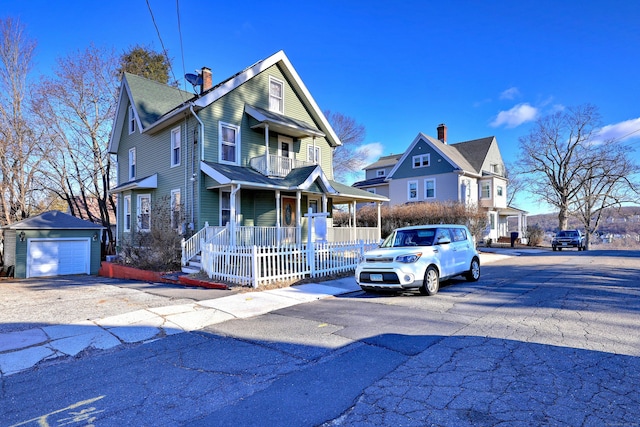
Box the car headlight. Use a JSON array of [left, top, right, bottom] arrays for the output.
[[395, 253, 422, 263]]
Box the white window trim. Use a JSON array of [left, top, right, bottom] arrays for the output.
[[171, 189, 181, 231], [412, 154, 430, 168], [424, 178, 436, 199], [123, 195, 131, 232], [408, 180, 418, 201], [481, 181, 491, 199], [128, 147, 136, 181], [137, 194, 151, 232], [307, 145, 321, 164], [367, 188, 377, 194], [278, 135, 293, 159], [376, 169, 385, 177], [171, 126, 181, 167], [497, 185, 504, 197], [269, 76, 284, 114], [220, 190, 231, 226], [128, 105, 135, 134], [219, 122, 240, 165]]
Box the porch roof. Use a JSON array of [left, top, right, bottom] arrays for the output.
[[245, 105, 325, 139], [496, 205, 528, 216], [201, 161, 388, 203], [109, 174, 158, 194]]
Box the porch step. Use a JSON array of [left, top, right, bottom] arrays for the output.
[[182, 254, 202, 275]]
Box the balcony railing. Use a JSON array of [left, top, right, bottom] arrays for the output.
[[249, 154, 315, 177]]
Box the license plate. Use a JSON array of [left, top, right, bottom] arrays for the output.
[[370, 274, 383, 282], [561, 242, 568, 246]]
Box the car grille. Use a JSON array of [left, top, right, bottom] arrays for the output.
[[364, 257, 394, 263]]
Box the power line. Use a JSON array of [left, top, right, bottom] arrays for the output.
[[145, 0, 183, 98], [176, 0, 187, 91]]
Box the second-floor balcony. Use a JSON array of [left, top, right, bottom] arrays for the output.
[[250, 154, 315, 178]]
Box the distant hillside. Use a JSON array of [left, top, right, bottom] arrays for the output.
[[524, 206, 640, 236]]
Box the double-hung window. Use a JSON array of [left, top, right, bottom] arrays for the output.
[[376, 169, 385, 177], [221, 190, 231, 226], [269, 77, 284, 113], [497, 186, 504, 197], [123, 195, 131, 232], [424, 179, 436, 199], [171, 189, 181, 231], [128, 148, 136, 180], [308, 146, 320, 164], [171, 127, 181, 167], [137, 194, 151, 231], [219, 122, 239, 164], [412, 154, 430, 168], [128, 105, 135, 134], [408, 181, 418, 201], [481, 182, 491, 199]]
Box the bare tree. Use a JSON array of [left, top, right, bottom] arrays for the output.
[[571, 143, 639, 248], [518, 104, 601, 230], [33, 44, 119, 254], [324, 110, 368, 182], [0, 17, 45, 224]]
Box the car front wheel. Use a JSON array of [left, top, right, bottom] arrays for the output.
[[420, 266, 440, 296], [465, 257, 480, 282]]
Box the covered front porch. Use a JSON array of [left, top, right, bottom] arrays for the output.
[[486, 206, 528, 243]]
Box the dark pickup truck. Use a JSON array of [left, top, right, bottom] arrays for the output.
[[552, 230, 586, 251]]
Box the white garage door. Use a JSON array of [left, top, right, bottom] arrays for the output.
[[27, 238, 91, 278]]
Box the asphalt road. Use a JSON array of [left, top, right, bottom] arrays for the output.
[[1, 249, 639, 426]]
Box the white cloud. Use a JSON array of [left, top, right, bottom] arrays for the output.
[[595, 117, 640, 144], [499, 87, 520, 100], [490, 103, 539, 128], [357, 142, 384, 165]]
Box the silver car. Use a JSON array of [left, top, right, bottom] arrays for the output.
[[355, 224, 480, 295]]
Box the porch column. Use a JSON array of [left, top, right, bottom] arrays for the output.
[[377, 202, 382, 241], [296, 190, 302, 244], [275, 190, 281, 227], [351, 200, 357, 242], [265, 124, 270, 176], [230, 184, 240, 247]]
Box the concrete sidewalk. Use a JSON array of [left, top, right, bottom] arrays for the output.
[[0, 252, 509, 378]]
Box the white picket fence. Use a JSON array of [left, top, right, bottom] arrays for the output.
[[201, 240, 379, 288]]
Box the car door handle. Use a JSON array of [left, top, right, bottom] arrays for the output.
[[433, 249, 439, 253]]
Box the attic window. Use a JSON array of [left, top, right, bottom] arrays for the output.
[[269, 77, 284, 113], [128, 105, 136, 134], [376, 169, 385, 177], [413, 154, 430, 168]]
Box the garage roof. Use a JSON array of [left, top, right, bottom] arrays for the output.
[[2, 211, 104, 230]]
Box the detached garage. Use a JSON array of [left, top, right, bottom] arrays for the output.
[[2, 211, 103, 279]]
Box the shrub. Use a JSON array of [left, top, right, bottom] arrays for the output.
[[334, 201, 489, 243], [119, 196, 184, 271], [526, 224, 544, 246]]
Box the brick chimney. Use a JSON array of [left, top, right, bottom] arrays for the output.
[[437, 123, 447, 144], [201, 67, 212, 94]]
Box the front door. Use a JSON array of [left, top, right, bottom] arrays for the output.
[[282, 197, 296, 227]]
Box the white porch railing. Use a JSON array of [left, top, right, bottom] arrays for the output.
[[201, 240, 379, 288], [182, 224, 380, 266], [249, 154, 315, 177]]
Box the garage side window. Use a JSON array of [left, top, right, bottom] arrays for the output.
[[124, 195, 131, 232], [137, 194, 151, 231]]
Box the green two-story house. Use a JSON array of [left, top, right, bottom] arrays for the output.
[[108, 50, 387, 261]]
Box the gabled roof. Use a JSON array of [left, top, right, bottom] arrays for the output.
[[109, 51, 341, 154], [386, 133, 496, 180], [362, 153, 403, 171], [3, 211, 104, 230], [450, 136, 495, 174]]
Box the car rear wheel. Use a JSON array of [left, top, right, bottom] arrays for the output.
[[419, 266, 439, 296], [465, 257, 480, 282]]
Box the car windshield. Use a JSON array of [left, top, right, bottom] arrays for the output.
[[381, 229, 436, 248], [558, 231, 577, 237]]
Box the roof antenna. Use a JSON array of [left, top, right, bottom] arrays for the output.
[[184, 71, 203, 95]]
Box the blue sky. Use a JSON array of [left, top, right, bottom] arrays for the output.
[[5, 0, 640, 214]]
